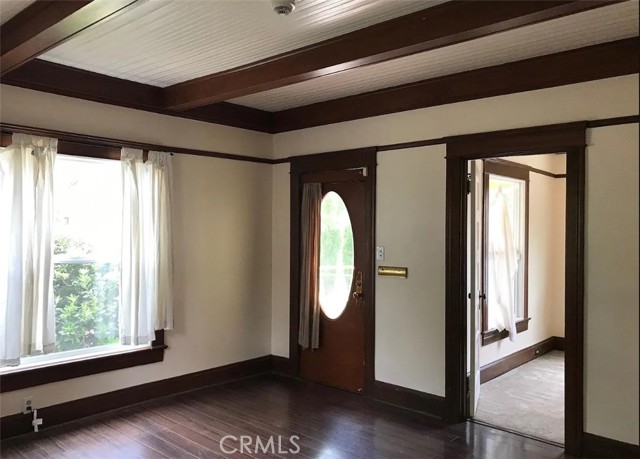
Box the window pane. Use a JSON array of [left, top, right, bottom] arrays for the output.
[[319, 192, 354, 320], [487, 175, 526, 330], [53, 156, 121, 352]]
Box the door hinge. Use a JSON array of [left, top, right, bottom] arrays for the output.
[[466, 173, 472, 195]]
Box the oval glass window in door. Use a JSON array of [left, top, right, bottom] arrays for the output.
[[319, 191, 355, 319]]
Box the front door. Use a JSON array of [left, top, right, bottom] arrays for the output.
[[300, 169, 368, 393]]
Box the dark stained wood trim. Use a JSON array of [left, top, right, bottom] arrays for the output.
[[583, 433, 640, 458], [0, 0, 142, 75], [553, 336, 566, 351], [564, 146, 586, 456], [0, 355, 273, 439], [270, 356, 292, 376], [1, 60, 275, 133], [447, 122, 587, 159], [486, 157, 566, 179], [445, 123, 586, 455], [164, 1, 616, 110], [273, 38, 639, 132], [372, 381, 446, 420], [586, 114, 640, 128], [0, 331, 166, 393], [479, 336, 560, 384], [289, 148, 377, 393], [482, 318, 531, 346], [0, 123, 274, 164]]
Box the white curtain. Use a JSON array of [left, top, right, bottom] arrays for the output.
[[487, 188, 518, 341], [0, 134, 57, 366], [120, 149, 173, 346]]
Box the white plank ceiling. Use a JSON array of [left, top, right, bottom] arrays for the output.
[[231, 1, 640, 111], [39, 0, 439, 87], [0, 0, 36, 25]]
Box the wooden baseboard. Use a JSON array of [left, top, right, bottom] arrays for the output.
[[480, 336, 565, 384], [271, 355, 292, 375], [0, 355, 272, 440], [583, 433, 640, 458], [371, 380, 446, 420]]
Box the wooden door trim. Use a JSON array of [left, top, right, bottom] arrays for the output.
[[445, 123, 585, 455], [290, 148, 377, 393]]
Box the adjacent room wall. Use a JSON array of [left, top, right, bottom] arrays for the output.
[[479, 154, 566, 367], [271, 75, 639, 444], [0, 85, 274, 416]]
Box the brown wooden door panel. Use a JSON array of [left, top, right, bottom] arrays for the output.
[[300, 178, 367, 393]]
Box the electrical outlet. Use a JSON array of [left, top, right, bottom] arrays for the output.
[[23, 397, 34, 415], [376, 246, 385, 261]]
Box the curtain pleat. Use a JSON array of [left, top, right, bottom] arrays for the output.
[[120, 149, 173, 346], [0, 134, 57, 366], [298, 183, 322, 350]]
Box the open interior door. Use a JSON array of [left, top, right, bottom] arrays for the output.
[[468, 160, 483, 417]]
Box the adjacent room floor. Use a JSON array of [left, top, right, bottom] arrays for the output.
[[0, 374, 566, 459], [475, 351, 565, 445]]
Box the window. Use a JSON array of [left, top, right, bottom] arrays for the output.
[[1, 135, 171, 391], [51, 156, 123, 354], [318, 191, 354, 319], [482, 161, 530, 345]]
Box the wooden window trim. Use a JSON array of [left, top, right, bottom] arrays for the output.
[[481, 160, 530, 347], [0, 331, 167, 393]]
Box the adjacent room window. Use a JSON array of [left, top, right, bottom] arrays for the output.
[[482, 161, 529, 345]]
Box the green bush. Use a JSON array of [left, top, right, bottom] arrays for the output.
[[53, 237, 119, 352]]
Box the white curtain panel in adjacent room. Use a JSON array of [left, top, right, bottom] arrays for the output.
[[0, 134, 57, 366], [487, 188, 518, 341], [120, 148, 173, 346]]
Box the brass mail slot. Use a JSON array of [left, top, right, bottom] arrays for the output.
[[377, 266, 408, 278]]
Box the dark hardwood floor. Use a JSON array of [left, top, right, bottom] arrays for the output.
[[0, 374, 566, 458]]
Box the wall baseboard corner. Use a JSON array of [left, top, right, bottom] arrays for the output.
[[371, 380, 446, 420], [583, 432, 640, 458]]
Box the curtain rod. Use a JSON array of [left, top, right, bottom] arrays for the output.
[[0, 123, 273, 165]]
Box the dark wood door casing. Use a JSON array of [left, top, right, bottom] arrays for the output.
[[445, 122, 585, 455]]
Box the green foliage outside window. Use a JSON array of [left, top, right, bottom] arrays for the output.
[[53, 237, 120, 352]]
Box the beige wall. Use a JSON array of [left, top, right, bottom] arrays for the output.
[[271, 163, 290, 357], [585, 124, 639, 445], [270, 75, 638, 444], [375, 146, 446, 395], [0, 86, 274, 416], [479, 154, 566, 366]]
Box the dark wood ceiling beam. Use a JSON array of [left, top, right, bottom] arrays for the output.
[[1, 0, 142, 75], [164, 0, 620, 110], [272, 38, 640, 133], [1, 60, 275, 133]]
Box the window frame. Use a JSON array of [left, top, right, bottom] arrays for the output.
[[481, 160, 530, 346], [0, 150, 166, 393]]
